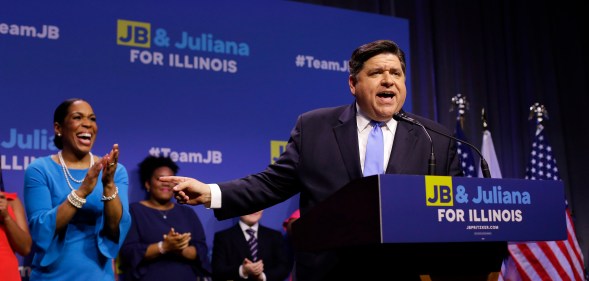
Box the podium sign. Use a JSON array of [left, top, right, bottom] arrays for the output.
[[293, 174, 566, 252], [380, 175, 566, 243]]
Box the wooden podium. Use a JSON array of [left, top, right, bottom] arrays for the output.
[[291, 174, 566, 278]]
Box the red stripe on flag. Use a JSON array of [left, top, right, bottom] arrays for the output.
[[515, 243, 551, 280], [538, 241, 571, 281], [565, 210, 585, 280], [510, 253, 533, 281]]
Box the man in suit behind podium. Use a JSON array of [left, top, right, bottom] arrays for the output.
[[162, 40, 488, 281]]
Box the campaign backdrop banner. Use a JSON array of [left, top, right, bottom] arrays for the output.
[[1, 1, 410, 278]]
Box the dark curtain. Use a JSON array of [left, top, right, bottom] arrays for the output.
[[293, 0, 589, 269]]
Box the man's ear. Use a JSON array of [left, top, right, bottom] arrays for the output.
[[349, 75, 357, 96]]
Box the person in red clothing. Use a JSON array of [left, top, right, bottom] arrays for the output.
[[282, 209, 299, 236], [0, 169, 32, 280]]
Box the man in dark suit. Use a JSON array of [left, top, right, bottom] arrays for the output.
[[162, 40, 477, 280], [211, 210, 292, 281]]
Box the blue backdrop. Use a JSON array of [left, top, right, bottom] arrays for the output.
[[1, 1, 410, 278]]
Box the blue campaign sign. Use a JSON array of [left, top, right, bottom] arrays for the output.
[[1, 1, 410, 278], [380, 175, 567, 243]]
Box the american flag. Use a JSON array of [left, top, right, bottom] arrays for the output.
[[501, 125, 586, 281], [454, 118, 477, 177]]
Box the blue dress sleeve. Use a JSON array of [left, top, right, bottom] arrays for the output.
[[23, 158, 64, 267], [97, 164, 132, 259]]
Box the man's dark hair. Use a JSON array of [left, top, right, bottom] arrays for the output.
[[348, 40, 406, 84]]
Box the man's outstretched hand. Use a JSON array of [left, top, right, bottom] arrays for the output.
[[159, 176, 212, 207]]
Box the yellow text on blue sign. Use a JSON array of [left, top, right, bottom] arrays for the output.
[[270, 140, 287, 164], [425, 175, 453, 207], [117, 19, 150, 48]]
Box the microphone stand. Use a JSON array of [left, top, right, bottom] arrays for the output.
[[394, 112, 491, 178]]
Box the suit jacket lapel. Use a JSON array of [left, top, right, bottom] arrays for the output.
[[387, 117, 420, 174], [233, 224, 251, 257], [333, 104, 362, 179], [257, 227, 268, 259]]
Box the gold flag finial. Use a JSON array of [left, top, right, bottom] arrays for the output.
[[450, 93, 469, 128], [528, 102, 549, 126]]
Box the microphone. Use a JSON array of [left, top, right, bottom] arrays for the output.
[[393, 112, 491, 178], [392, 113, 436, 175]]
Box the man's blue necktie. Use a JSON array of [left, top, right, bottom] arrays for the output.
[[246, 228, 258, 262], [364, 121, 384, 176]]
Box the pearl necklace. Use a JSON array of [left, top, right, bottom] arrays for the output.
[[58, 151, 94, 191]]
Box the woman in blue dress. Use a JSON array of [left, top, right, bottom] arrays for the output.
[[24, 98, 131, 280], [119, 156, 212, 281]]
